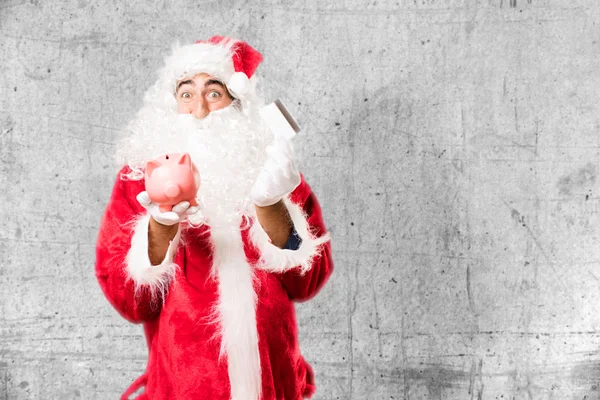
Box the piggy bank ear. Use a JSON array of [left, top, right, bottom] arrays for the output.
[[178, 153, 191, 166], [145, 160, 160, 177]]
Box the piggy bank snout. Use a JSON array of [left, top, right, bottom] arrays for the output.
[[165, 183, 182, 199]]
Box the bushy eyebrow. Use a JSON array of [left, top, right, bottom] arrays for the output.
[[176, 79, 225, 94], [176, 79, 193, 92], [204, 79, 225, 89]]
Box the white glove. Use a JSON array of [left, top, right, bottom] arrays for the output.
[[136, 191, 199, 226], [250, 137, 301, 207]]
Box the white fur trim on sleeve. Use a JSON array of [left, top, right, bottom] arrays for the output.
[[125, 214, 181, 295], [249, 197, 330, 274]]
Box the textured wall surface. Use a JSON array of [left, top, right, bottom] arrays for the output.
[[2, 0, 600, 399]]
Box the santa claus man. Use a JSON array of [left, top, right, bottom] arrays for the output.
[[95, 36, 333, 400]]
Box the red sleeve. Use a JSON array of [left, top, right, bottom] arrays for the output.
[[95, 167, 161, 323], [274, 176, 334, 302]]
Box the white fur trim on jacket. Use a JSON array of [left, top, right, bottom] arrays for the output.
[[125, 214, 181, 296], [210, 224, 262, 400], [249, 197, 331, 274]]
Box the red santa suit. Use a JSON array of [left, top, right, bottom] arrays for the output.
[[95, 165, 333, 399]]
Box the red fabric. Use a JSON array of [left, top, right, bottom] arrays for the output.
[[95, 167, 333, 400], [120, 373, 147, 400], [196, 36, 264, 78]]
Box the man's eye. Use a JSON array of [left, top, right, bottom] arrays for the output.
[[207, 91, 221, 99], [181, 92, 192, 99]]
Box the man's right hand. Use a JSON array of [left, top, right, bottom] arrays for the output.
[[137, 191, 199, 265], [136, 191, 199, 226]]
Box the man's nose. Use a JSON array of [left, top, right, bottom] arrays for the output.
[[191, 98, 209, 119]]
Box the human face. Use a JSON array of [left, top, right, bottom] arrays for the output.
[[175, 73, 233, 119]]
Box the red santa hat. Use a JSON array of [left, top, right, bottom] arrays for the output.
[[195, 36, 263, 98], [155, 36, 263, 102]]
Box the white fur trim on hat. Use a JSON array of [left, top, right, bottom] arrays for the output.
[[249, 197, 331, 274], [125, 214, 181, 296], [160, 41, 236, 93]]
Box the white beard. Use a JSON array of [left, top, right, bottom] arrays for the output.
[[117, 103, 272, 230]]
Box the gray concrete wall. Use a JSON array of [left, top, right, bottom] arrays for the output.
[[1, 0, 600, 398]]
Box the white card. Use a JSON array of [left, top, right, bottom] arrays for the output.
[[259, 99, 301, 140]]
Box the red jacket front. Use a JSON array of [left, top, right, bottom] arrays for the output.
[[95, 167, 334, 400]]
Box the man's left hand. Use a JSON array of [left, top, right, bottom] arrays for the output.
[[250, 137, 301, 207]]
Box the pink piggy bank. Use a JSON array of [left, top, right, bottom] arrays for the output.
[[144, 153, 201, 212]]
